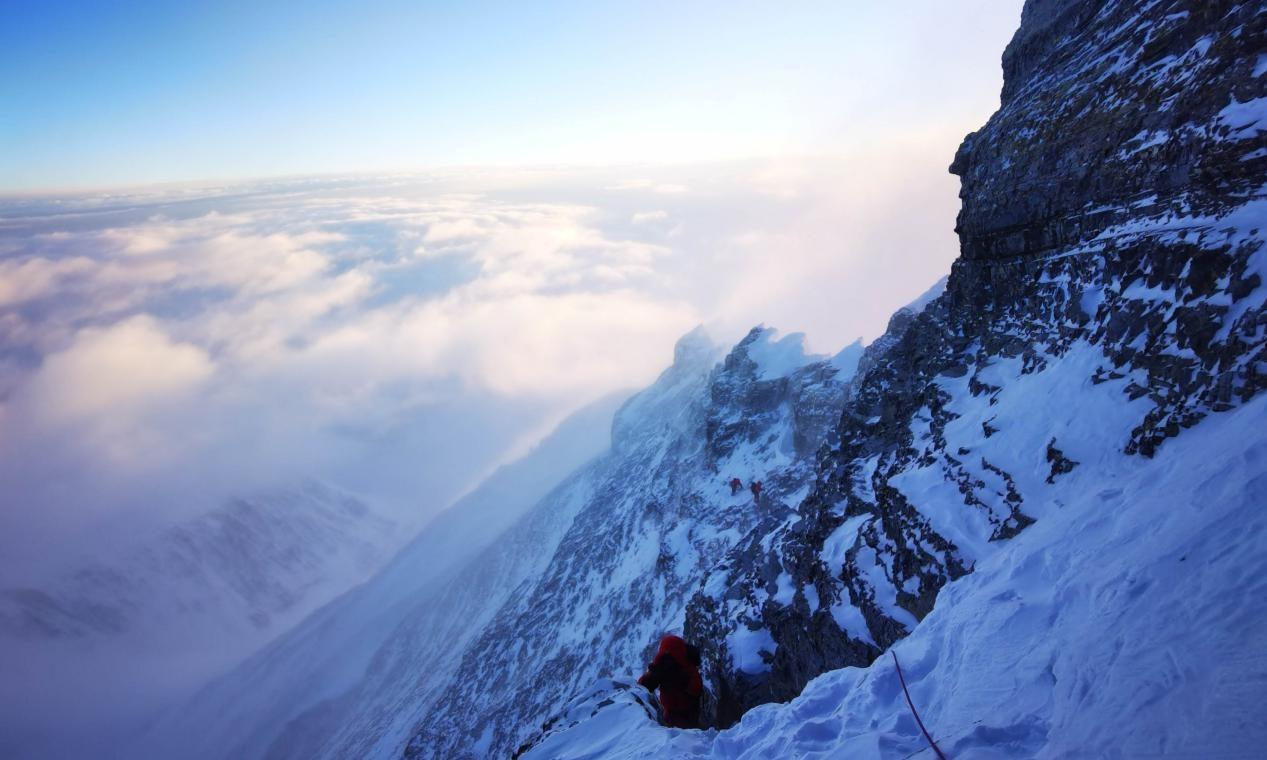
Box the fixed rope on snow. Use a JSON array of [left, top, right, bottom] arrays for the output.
[[891, 651, 948, 760]]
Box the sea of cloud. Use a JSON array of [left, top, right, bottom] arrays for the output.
[[0, 150, 962, 580]]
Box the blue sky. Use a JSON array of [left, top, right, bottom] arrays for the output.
[[0, 2, 1026, 566], [0, 0, 1025, 581], [3, 4, 1033, 744], [2, 1, 1022, 190]]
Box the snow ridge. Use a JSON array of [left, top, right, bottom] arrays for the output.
[[402, 326, 863, 758], [514, 0, 1267, 756], [521, 392, 1267, 759]]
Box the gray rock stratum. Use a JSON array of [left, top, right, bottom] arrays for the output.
[[404, 328, 863, 758], [684, 0, 1266, 728]]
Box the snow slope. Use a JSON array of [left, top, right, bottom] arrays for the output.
[[515, 0, 1267, 755], [134, 322, 862, 760], [520, 391, 1267, 758], [0, 481, 399, 760], [1, 482, 395, 642], [404, 326, 864, 758], [677, 0, 1267, 727], [125, 390, 629, 760]]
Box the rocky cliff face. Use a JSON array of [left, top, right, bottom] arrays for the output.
[[951, 0, 1266, 456], [403, 328, 862, 759], [685, 0, 1266, 727]]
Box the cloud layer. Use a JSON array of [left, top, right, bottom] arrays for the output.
[[0, 155, 962, 577]]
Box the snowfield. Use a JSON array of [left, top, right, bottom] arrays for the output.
[[522, 392, 1267, 759]]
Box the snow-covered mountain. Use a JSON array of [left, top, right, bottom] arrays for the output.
[[680, 0, 1267, 726], [0, 482, 400, 759], [518, 390, 1267, 758], [125, 0, 1265, 758], [1, 482, 394, 642], [133, 327, 863, 760], [513, 0, 1267, 756], [404, 328, 863, 759], [126, 390, 631, 760]]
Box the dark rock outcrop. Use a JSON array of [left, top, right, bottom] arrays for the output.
[[402, 329, 861, 759], [686, 0, 1266, 727]]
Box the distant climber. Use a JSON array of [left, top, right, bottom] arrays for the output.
[[750, 480, 763, 503], [729, 477, 743, 496], [637, 634, 703, 729]]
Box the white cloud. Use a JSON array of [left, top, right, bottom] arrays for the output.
[[605, 179, 654, 190], [26, 315, 213, 425], [0, 256, 97, 307], [95, 220, 340, 296], [631, 210, 669, 224], [6, 316, 217, 478], [295, 288, 695, 399], [16, 311, 212, 443], [0, 157, 962, 575], [422, 216, 489, 243], [605, 180, 687, 194]]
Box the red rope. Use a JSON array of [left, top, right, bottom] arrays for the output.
[[891, 651, 947, 760]]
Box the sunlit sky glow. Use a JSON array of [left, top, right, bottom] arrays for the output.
[[4, 0, 1019, 191], [0, 1, 1023, 577]]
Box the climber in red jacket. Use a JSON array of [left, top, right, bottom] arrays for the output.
[[637, 634, 703, 729], [729, 477, 743, 496]]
